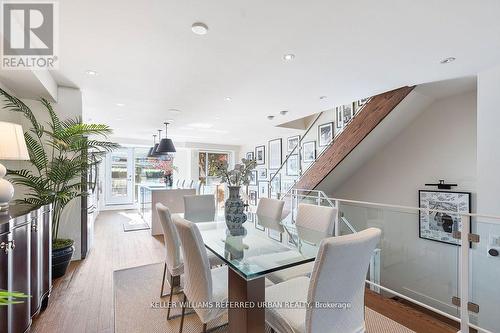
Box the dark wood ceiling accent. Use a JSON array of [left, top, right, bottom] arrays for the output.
[[295, 85, 415, 191]]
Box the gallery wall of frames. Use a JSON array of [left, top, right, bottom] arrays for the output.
[[242, 98, 369, 206]]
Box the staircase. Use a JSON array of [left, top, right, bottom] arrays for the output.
[[267, 86, 415, 216]]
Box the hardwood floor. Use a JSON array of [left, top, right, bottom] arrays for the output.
[[32, 209, 456, 333]]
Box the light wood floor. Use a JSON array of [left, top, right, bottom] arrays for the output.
[[31, 209, 456, 333]]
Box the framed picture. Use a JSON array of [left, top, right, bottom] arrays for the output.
[[246, 151, 254, 160], [302, 141, 316, 163], [318, 122, 333, 147], [258, 168, 267, 181], [268, 228, 282, 242], [249, 170, 257, 186], [258, 181, 269, 198], [287, 135, 300, 152], [248, 190, 257, 206], [268, 138, 282, 170], [270, 172, 281, 196], [335, 106, 343, 129], [356, 97, 370, 110], [286, 154, 300, 176], [342, 103, 354, 124], [255, 145, 265, 165], [281, 178, 295, 193], [418, 190, 471, 246]]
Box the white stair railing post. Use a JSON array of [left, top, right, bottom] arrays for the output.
[[459, 214, 470, 333], [334, 199, 340, 237]]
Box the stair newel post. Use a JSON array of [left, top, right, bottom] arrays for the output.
[[334, 199, 340, 236]]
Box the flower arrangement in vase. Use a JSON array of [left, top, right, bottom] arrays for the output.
[[153, 159, 178, 186]]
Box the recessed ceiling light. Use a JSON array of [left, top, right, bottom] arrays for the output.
[[168, 108, 181, 113], [267, 115, 275, 120], [192, 22, 209, 35], [116, 103, 125, 107], [319, 96, 327, 100], [280, 110, 288, 116], [85, 70, 98, 76], [440, 57, 456, 64], [225, 97, 232, 102], [283, 54, 295, 61]]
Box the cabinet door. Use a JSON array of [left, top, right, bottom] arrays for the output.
[[0, 232, 9, 333], [10, 223, 31, 333]]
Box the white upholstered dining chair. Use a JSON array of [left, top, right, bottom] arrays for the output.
[[174, 216, 228, 333], [256, 197, 285, 221], [155, 203, 223, 320], [183, 194, 216, 222], [265, 228, 381, 333], [267, 203, 337, 284]]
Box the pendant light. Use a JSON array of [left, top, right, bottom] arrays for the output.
[[152, 129, 162, 156], [147, 134, 157, 157], [157, 122, 176, 153]]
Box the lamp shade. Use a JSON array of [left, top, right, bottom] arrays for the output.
[[0, 122, 29, 160], [152, 143, 160, 155], [157, 138, 176, 153]]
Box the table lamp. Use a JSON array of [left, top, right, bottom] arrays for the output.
[[0, 121, 29, 212]]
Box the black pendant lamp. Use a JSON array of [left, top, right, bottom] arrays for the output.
[[147, 134, 157, 157], [152, 129, 162, 156], [157, 122, 176, 153]]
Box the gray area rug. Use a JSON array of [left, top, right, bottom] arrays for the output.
[[114, 263, 415, 333]]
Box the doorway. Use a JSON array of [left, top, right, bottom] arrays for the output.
[[105, 148, 134, 205]]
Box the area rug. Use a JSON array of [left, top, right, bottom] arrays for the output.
[[114, 263, 415, 333], [122, 221, 150, 232]]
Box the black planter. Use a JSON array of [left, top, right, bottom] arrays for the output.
[[52, 244, 74, 279]]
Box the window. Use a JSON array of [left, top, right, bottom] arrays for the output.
[[198, 152, 229, 185]]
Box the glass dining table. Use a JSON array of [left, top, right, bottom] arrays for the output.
[[172, 212, 324, 333]]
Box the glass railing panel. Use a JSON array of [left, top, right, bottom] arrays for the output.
[[338, 201, 460, 318], [468, 217, 500, 332]]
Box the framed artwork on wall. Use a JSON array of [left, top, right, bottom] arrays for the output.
[[318, 122, 334, 147], [302, 141, 316, 163], [287, 135, 300, 152], [335, 107, 343, 129], [268, 138, 282, 170], [248, 190, 257, 206], [270, 172, 281, 196], [258, 168, 267, 180], [255, 145, 265, 165], [418, 190, 471, 246], [249, 170, 257, 186], [356, 97, 370, 111], [286, 154, 300, 176], [246, 151, 255, 160], [281, 178, 295, 193], [258, 181, 269, 198], [342, 103, 354, 124]]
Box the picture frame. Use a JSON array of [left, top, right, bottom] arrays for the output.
[[418, 190, 471, 246], [356, 97, 370, 110], [318, 122, 334, 147], [248, 190, 257, 206], [281, 178, 295, 193], [246, 151, 255, 160], [270, 172, 281, 196], [286, 154, 300, 176], [302, 141, 316, 163], [342, 103, 354, 125], [258, 181, 269, 198], [268, 138, 282, 170], [335, 106, 343, 129], [249, 170, 257, 186], [268, 228, 282, 242], [255, 145, 265, 165], [258, 168, 267, 181], [287, 135, 300, 152]]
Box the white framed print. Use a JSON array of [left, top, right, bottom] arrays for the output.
[[318, 122, 333, 147], [258, 168, 267, 180], [255, 145, 265, 165], [258, 181, 269, 198], [286, 154, 300, 176], [268, 138, 282, 170], [302, 141, 316, 163], [287, 135, 300, 152]]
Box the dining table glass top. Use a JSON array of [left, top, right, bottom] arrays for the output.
[[173, 212, 324, 280]]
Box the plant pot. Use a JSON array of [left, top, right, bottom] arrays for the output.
[[52, 243, 74, 279]]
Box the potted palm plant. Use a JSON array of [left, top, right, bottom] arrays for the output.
[[0, 290, 29, 306], [0, 89, 119, 278]]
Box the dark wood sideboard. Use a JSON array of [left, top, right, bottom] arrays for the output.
[[0, 205, 52, 333]]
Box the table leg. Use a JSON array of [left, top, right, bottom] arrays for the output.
[[228, 268, 265, 333]]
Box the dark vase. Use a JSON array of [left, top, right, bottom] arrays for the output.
[[164, 174, 173, 187], [52, 244, 74, 279], [225, 186, 247, 231]]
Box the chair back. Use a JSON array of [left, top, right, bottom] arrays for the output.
[[173, 217, 214, 320], [184, 194, 216, 222], [306, 228, 381, 333], [256, 197, 285, 221], [155, 203, 182, 275], [296, 203, 337, 237]]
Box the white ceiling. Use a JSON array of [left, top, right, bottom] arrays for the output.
[[51, 0, 500, 145]]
